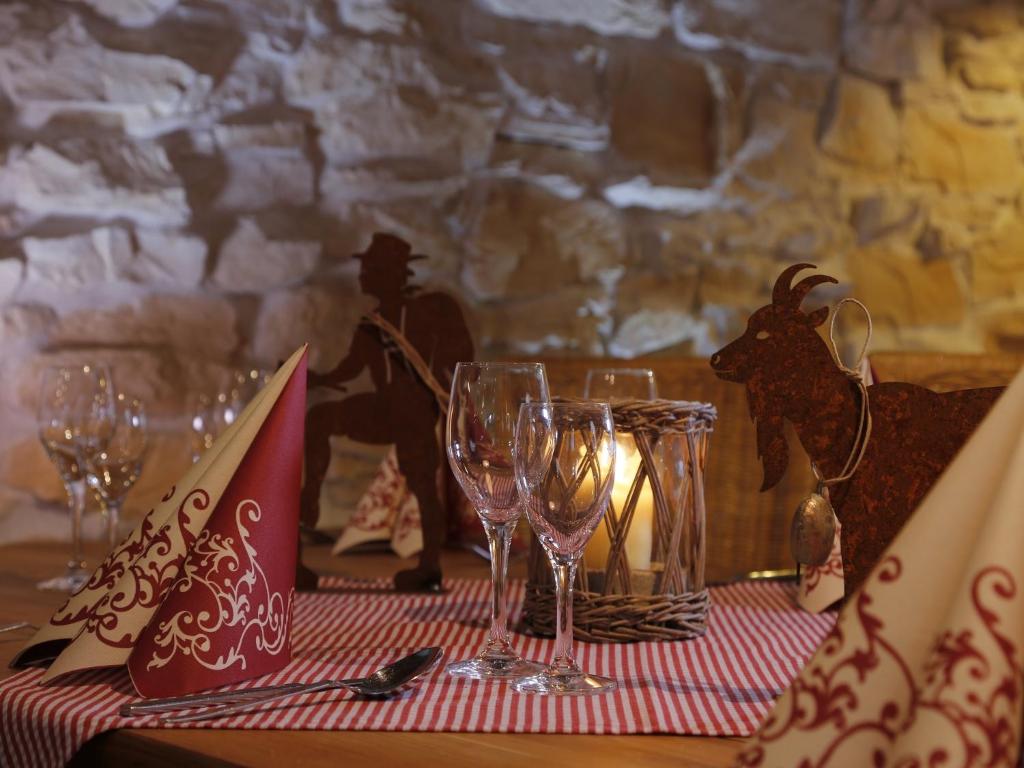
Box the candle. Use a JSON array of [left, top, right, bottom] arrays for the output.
[[584, 432, 654, 572]]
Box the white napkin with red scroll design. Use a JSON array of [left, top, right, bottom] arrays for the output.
[[738, 364, 1024, 766]]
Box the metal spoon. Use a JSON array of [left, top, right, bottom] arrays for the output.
[[0, 622, 37, 634], [119, 647, 443, 721]]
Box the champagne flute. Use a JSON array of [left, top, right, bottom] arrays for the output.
[[445, 362, 549, 680], [584, 368, 657, 400], [36, 363, 114, 592], [513, 400, 617, 695], [81, 394, 147, 549]]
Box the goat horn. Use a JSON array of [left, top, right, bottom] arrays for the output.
[[790, 274, 838, 306], [771, 263, 817, 306]]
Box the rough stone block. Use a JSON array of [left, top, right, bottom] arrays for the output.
[[819, 75, 900, 169], [540, 199, 628, 282], [0, 258, 24, 303], [251, 282, 367, 370], [316, 90, 501, 170], [213, 218, 321, 293], [940, 4, 1022, 38], [0, 303, 57, 350], [849, 245, 966, 327], [972, 216, 1024, 300], [336, 0, 411, 35], [673, 0, 840, 62], [609, 270, 703, 357], [474, 0, 670, 39], [948, 33, 1024, 92], [23, 228, 133, 286], [129, 229, 207, 287], [902, 102, 1023, 195], [844, 7, 943, 82], [285, 37, 443, 105], [475, 23, 609, 152], [217, 150, 315, 211], [68, 0, 179, 27], [849, 195, 922, 245], [0, 14, 210, 133], [462, 181, 615, 300], [477, 286, 608, 356], [982, 309, 1024, 353], [608, 47, 716, 184], [52, 295, 238, 358], [0, 142, 189, 226], [320, 165, 467, 205]]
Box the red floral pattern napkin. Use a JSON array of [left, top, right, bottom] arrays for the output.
[[12, 347, 309, 699], [739, 365, 1024, 766]]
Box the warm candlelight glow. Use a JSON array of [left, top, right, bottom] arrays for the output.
[[584, 433, 654, 572]]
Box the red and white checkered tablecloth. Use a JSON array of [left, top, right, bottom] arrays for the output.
[[0, 577, 835, 768]]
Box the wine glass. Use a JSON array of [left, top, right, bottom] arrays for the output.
[[583, 368, 657, 400], [445, 362, 549, 680], [513, 400, 617, 695], [81, 394, 147, 549], [188, 369, 269, 463], [36, 363, 114, 592]]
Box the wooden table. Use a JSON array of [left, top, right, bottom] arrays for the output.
[[1, 541, 745, 767]]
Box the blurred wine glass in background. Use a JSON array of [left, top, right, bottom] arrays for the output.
[[81, 394, 147, 549], [36, 363, 114, 592], [583, 368, 657, 401], [188, 367, 270, 463]]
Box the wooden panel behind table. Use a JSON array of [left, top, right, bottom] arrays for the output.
[[870, 351, 1023, 392], [533, 357, 814, 583]]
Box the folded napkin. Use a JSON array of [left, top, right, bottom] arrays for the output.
[[738, 363, 1024, 766], [332, 446, 423, 560], [13, 346, 309, 699]]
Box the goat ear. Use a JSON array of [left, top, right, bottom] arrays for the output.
[[805, 306, 829, 328]]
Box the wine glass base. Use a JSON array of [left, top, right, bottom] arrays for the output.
[[446, 654, 544, 681], [37, 571, 88, 593], [512, 668, 617, 696]]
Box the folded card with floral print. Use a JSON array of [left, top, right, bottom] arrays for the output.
[[13, 346, 308, 699]]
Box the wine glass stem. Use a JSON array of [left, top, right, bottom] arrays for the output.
[[551, 557, 579, 672], [104, 499, 122, 550], [482, 519, 516, 654], [67, 479, 86, 572]]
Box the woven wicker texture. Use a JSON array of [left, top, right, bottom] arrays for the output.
[[532, 357, 815, 585], [523, 397, 715, 642], [522, 584, 711, 643]]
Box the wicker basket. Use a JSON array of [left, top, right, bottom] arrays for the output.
[[522, 398, 717, 642]]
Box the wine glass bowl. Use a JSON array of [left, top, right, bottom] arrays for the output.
[[513, 400, 618, 695], [444, 362, 549, 680], [81, 393, 147, 549]]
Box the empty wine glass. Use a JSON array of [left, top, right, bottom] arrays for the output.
[[584, 368, 657, 401], [513, 400, 617, 695], [81, 394, 147, 549], [445, 362, 549, 680], [36, 363, 114, 592], [188, 369, 269, 463]]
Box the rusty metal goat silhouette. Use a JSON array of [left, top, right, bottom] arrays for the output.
[[710, 263, 1004, 596]]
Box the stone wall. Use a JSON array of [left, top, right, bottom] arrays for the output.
[[2, 0, 1023, 541]]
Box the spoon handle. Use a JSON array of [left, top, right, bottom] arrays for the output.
[[120, 680, 342, 717], [158, 680, 342, 724]]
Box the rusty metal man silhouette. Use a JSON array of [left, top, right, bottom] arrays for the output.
[[301, 233, 474, 591]]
